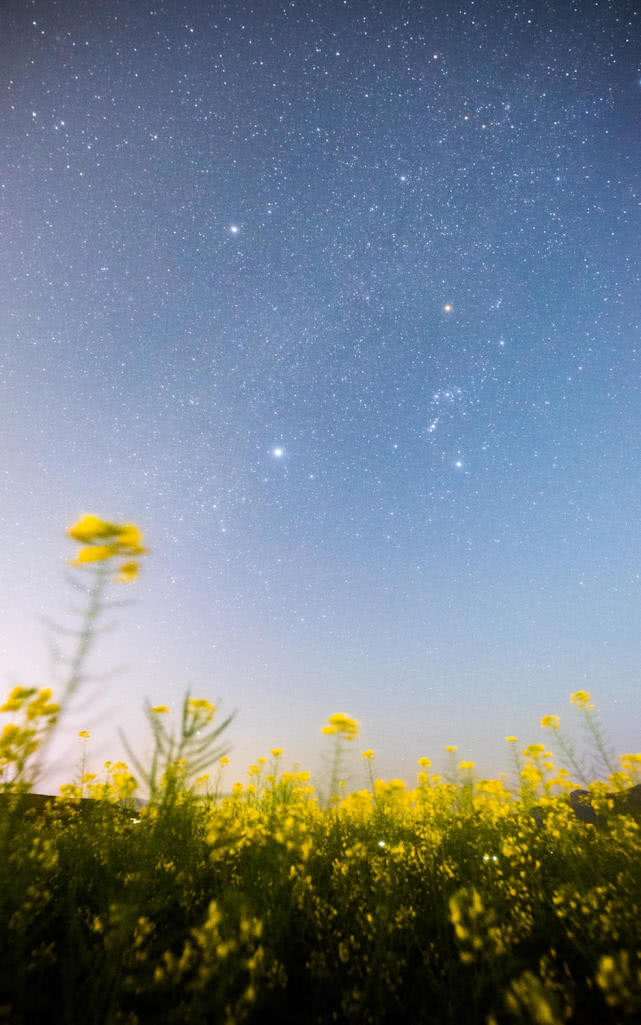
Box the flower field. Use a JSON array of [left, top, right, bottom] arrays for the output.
[[1, 517, 640, 1024]]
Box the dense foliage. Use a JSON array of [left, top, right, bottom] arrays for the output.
[[1, 515, 639, 1024], [1, 760, 640, 1025]]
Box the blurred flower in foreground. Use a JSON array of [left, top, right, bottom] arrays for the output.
[[322, 713, 360, 740], [540, 715, 560, 729], [188, 698, 216, 723], [67, 514, 147, 582], [570, 690, 593, 709]]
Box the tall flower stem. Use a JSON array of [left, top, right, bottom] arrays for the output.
[[61, 562, 110, 705]]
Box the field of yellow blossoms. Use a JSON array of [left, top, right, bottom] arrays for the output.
[[0, 516, 640, 1025]]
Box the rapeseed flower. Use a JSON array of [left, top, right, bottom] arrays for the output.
[[67, 514, 117, 542], [25, 689, 59, 721], [361, 749, 375, 760], [67, 514, 147, 580], [70, 544, 116, 564], [151, 705, 170, 715], [570, 690, 592, 709], [322, 713, 359, 739], [1, 723, 22, 745], [0, 686, 37, 713], [117, 561, 139, 582], [540, 714, 560, 729], [620, 752, 641, 765]]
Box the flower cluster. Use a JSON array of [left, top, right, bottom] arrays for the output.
[[67, 513, 147, 581], [321, 713, 360, 740], [0, 686, 60, 790]]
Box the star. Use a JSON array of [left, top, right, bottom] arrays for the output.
[[272, 447, 284, 458], [443, 303, 454, 313], [229, 225, 240, 234]]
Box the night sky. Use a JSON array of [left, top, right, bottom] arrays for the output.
[[2, 0, 641, 791]]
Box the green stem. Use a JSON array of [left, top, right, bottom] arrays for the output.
[[583, 711, 617, 780], [29, 564, 110, 787], [553, 732, 588, 787], [63, 563, 110, 703], [328, 737, 342, 809]]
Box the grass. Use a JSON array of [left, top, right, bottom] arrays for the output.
[[0, 514, 640, 1025]]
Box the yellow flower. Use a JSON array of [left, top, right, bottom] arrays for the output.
[[521, 763, 542, 785], [70, 544, 117, 564], [117, 561, 139, 583], [114, 524, 145, 552], [1, 723, 21, 744], [323, 713, 359, 740], [67, 514, 117, 542], [417, 756, 431, 767], [459, 761, 475, 771], [361, 749, 375, 760], [523, 743, 545, 758], [78, 730, 91, 739], [219, 756, 230, 766], [570, 690, 591, 708], [188, 697, 215, 712], [445, 745, 457, 753], [68, 516, 147, 572], [620, 752, 641, 766], [187, 698, 216, 722], [25, 689, 59, 721], [505, 736, 518, 743], [0, 686, 37, 712], [151, 705, 170, 714], [540, 714, 560, 729], [59, 783, 82, 800], [270, 748, 283, 757]]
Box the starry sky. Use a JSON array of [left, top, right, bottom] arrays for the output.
[[2, 0, 641, 792]]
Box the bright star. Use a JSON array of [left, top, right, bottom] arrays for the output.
[[229, 225, 239, 234], [443, 303, 453, 313], [272, 447, 284, 458]]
